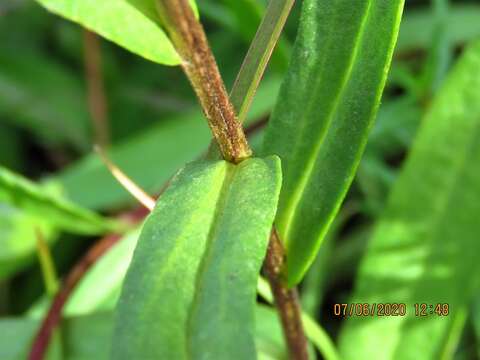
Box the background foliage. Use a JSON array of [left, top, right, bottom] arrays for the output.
[[1, 0, 480, 359]]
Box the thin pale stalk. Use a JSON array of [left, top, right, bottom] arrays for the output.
[[230, 0, 295, 124], [94, 146, 156, 211]]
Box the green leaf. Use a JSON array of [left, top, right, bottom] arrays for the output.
[[217, 0, 290, 71], [0, 166, 120, 235], [339, 41, 480, 359], [113, 157, 281, 359], [262, 0, 405, 285], [229, 0, 294, 124], [33, 0, 180, 65]]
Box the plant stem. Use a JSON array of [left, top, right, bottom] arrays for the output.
[[28, 234, 120, 360], [263, 229, 309, 360], [28, 209, 148, 360], [230, 0, 296, 124], [156, 0, 251, 163], [83, 30, 110, 148], [257, 277, 340, 360], [157, 2, 308, 357]]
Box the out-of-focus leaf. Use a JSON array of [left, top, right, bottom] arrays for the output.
[[474, 298, 480, 357], [255, 305, 288, 360], [0, 313, 113, 360], [33, 0, 180, 65], [0, 166, 120, 234], [220, 0, 262, 41], [365, 96, 421, 158], [339, 41, 480, 360], [396, 4, 480, 54], [28, 229, 141, 318], [0, 51, 90, 150], [262, 0, 405, 285], [0, 204, 56, 279], [113, 157, 281, 359], [420, 0, 451, 94], [57, 78, 281, 211], [65, 229, 140, 315], [358, 96, 421, 214]]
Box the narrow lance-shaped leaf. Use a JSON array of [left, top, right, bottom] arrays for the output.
[[262, 0, 405, 285], [339, 40, 480, 360], [112, 157, 281, 359], [33, 0, 180, 65], [0, 166, 121, 234]]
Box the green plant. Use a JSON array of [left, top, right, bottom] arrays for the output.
[[2, 0, 480, 359]]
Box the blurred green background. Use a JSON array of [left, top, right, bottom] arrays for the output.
[[1, 0, 480, 359]]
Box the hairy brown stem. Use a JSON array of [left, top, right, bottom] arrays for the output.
[[155, 0, 251, 163], [263, 229, 309, 360], [156, 2, 308, 358], [84, 30, 110, 148]]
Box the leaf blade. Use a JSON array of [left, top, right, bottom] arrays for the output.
[[33, 0, 180, 65], [112, 157, 281, 359], [0, 166, 120, 235], [339, 40, 480, 359], [262, 0, 405, 285]]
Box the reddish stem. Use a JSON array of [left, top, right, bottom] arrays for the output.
[[263, 229, 309, 360], [28, 207, 149, 360]]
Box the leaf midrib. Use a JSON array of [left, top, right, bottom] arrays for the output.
[[185, 163, 238, 358], [282, 0, 374, 245]]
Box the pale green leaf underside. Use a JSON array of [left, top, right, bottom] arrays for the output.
[[0, 166, 119, 235], [339, 41, 480, 359], [262, 0, 405, 285], [33, 0, 180, 65], [112, 157, 281, 359]]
